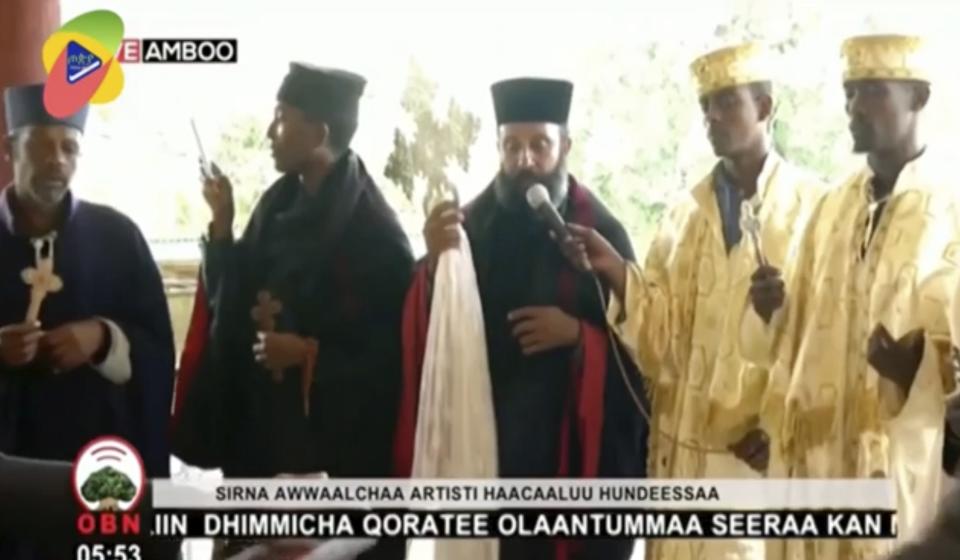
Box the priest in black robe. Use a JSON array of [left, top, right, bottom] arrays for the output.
[[172, 64, 414, 557], [0, 84, 175, 559], [394, 78, 650, 560]]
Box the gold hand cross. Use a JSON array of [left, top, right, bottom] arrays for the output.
[[21, 235, 63, 323]]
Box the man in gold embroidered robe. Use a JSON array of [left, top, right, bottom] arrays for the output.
[[561, 42, 825, 560], [742, 34, 960, 560]]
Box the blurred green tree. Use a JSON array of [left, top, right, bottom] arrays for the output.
[[173, 114, 273, 236]]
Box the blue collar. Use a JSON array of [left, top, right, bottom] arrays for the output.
[[712, 165, 744, 253]]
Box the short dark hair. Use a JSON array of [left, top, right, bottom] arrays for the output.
[[748, 81, 773, 99]]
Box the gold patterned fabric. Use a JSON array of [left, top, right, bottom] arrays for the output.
[[607, 153, 824, 560], [842, 34, 934, 83], [691, 42, 774, 97], [745, 151, 960, 559]]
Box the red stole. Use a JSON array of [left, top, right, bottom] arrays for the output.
[[392, 182, 609, 560], [170, 274, 209, 432]]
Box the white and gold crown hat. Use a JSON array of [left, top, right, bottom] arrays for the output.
[[841, 34, 934, 82], [690, 42, 775, 97]]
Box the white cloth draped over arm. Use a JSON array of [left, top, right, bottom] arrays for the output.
[[408, 226, 498, 560]]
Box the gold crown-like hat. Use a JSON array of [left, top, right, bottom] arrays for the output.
[[690, 42, 774, 97], [841, 34, 933, 82]]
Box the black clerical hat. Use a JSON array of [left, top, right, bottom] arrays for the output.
[[277, 62, 367, 123], [491, 77, 573, 125], [3, 83, 88, 134]]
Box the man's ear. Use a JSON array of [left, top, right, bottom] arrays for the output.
[[757, 93, 774, 124], [560, 135, 573, 158], [316, 121, 330, 148], [912, 82, 931, 112]]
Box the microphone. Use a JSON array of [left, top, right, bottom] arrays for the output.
[[525, 184, 570, 241]]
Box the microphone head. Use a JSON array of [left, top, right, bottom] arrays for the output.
[[525, 183, 551, 210]]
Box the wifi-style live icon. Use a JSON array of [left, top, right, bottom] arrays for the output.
[[72, 436, 146, 512], [65, 40, 102, 84]]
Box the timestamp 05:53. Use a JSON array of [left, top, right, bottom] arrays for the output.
[[75, 543, 142, 560]]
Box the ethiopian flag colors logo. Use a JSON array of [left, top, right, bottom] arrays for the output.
[[42, 10, 125, 118]]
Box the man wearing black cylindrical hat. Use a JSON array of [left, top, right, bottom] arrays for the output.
[[0, 84, 176, 559], [172, 63, 413, 558], [395, 77, 649, 560]]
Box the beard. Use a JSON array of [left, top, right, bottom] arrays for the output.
[[493, 160, 568, 213], [25, 178, 69, 210]]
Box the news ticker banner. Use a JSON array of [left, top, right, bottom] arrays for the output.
[[138, 479, 898, 540], [149, 509, 896, 540], [72, 439, 898, 542], [152, 479, 895, 510]]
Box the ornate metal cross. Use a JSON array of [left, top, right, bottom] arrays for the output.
[[21, 235, 63, 323], [739, 200, 768, 267], [250, 290, 283, 381]]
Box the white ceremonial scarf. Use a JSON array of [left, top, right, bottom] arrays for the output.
[[408, 225, 499, 560]]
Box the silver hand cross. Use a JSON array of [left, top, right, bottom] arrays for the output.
[[739, 200, 768, 267]]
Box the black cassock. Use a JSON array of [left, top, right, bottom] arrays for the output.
[[0, 190, 175, 559], [173, 152, 414, 479], [396, 177, 650, 560], [0, 192, 174, 472]]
